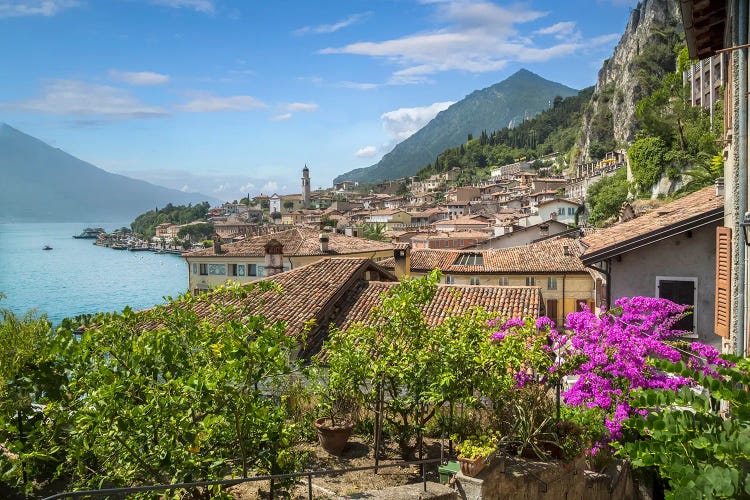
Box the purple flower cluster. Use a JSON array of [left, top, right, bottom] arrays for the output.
[[550, 297, 728, 440]]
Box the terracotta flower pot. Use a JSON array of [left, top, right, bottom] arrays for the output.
[[457, 454, 487, 477], [314, 417, 354, 455]]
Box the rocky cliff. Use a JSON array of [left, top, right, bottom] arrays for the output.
[[575, 0, 683, 162]]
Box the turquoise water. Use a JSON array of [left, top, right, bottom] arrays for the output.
[[0, 223, 188, 325]]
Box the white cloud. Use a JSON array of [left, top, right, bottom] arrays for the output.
[[180, 184, 190, 192], [534, 21, 580, 41], [354, 146, 377, 158], [272, 113, 292, 121], [320, 1, 617, 81], [381, 101, 454, 141], [239, 182, 255, 192], [1, 79, 168, 119], [335, 81, 381, 90], [151, 0, 214, 13], [109, 70, 170, 86], [176, 93, 266, 112], [0, 0, 79, 18], [294, 12, 369, 35], [284, 102, 318, 112], [261, 181, 278, 192]]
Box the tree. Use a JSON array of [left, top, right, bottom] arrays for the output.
[[362, 223, 388, 242], [587, 168, 630, 226], [178, 222, 214, 242], [283, 200, 295, 211]]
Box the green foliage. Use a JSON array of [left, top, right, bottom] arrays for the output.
[[362, 223, 389, 242], [586, 168, 630, 226], [0, 305, 71, 492], [177, 222, 214, 241], [628, 136, 668, 193], [618, 357, 750, 499], [455, 432, 499, 460], [416, 88, 594, 179], [0, 284, 307, 495], [131, 202, 211, 240]]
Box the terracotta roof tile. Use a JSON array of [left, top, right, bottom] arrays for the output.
[[186, 227, 393, 257], [333, 282, 540, 331], [580, 186, 723, 258], [380, 238, 586, 274]]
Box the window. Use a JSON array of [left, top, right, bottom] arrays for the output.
[[199, 263, 208, 276], [567, 207, 575, 216], [547, 277, 558, 290], [656, 277, 697, 334], [526, 276, 536, 286], [228, 264, 246, 277], [498, 277, 509, 286], [445, 276, 455, 284], [470, 277, 481, 285], [208, 264, 226, 276], [453, 253, 484, 266], [192, 263, 197, 275], [257, 265, 265, 277], [248, 264, 257, 276], [558, 207, 565, 215]]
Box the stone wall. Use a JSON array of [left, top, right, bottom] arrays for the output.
[[452, 455, 637, 500]]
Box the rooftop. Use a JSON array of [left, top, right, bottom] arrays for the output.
[[185, 227, 393, 258], [380, 238, 587, 274], [580, 186, 724, 262]]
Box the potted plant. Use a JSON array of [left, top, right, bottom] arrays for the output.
[[455, 433, 499, 477], [311, 366, 359, 456]]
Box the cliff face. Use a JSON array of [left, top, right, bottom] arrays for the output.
[[576, 0, 683, 162]]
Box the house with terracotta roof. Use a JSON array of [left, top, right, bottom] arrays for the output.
[[378, 239, 596, 328], [182, 227, 394, 293], [409, 230, 490, 250], [579, 185, 724, 345], [165, 257, 542, 360]]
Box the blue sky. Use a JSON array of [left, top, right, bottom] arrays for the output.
[[1, 0, 637, 201]]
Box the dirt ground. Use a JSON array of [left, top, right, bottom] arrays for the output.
[[228, 436, 451, 499]]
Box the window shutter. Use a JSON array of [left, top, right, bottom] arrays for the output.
[[715, 226, 732, 338]]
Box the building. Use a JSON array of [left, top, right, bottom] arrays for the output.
[[409, 230, 490, 250], [683, 53, 727, 122], [580, 185, 724, 346], [183, 227, 394, 293], [378, 239, 596, 328], [680, 1, 739, 353], [167, 257, 541, 360], [302, 165, 311, 207]]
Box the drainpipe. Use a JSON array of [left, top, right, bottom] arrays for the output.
[[561, 273, 566, 327], [738, 0, 748, 356]]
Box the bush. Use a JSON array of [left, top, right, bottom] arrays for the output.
[[628, 136, 668, 192]]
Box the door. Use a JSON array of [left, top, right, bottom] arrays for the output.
[[546, 299, 558, 325], [658, 279, 695, 332]]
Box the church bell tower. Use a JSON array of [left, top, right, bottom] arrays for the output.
[[302, 165, 311, 207]]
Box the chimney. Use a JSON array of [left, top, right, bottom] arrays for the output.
[[263, 239, 284, 276], [539, 223, 549, 237], [716, 177, 725, 197], [563, 245, 571, 257], [212, 233, 222, 254], [319, 232, 330, 253], [393, 244, 411, 279]]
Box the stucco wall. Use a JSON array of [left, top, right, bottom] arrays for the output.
[[608, 223, 719, 346]]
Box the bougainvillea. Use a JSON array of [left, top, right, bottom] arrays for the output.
[[548, 297, 732, 440]]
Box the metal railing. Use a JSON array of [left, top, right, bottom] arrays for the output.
[[42, 457, 445, 500]]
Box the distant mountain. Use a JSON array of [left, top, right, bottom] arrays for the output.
[[334, 69, 578, 184], [0, 124, 219, 222]]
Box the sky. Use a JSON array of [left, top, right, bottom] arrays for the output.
[[1, 0, 639, 202]]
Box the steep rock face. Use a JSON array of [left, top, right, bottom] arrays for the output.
[[576, 0, 683, 162]]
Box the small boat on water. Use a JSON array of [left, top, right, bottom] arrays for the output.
[[42, 245, 53, 250]]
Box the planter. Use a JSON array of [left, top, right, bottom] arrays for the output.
[[457, 454, 488, 477], [314, 417, 354, 455]]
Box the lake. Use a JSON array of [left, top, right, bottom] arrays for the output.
[[0, 222, 187, 325]]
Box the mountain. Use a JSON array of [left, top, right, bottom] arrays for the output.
[[334, 69, 578, 184], [575, 0, 683, 161], [0, 124, 219, 222]]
